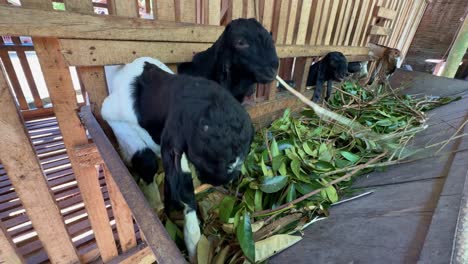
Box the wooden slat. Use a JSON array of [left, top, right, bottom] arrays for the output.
[[208, 0, 221, 25], [309, 0, 323, 45], [0, 6, 223, 43], [386, 0, 405, 46], [20, 0, 52, 10], [0, 68, 79, 263], [377, 6, 397, 20], [231, 0, 243, 20], [400, 0, 427, 61], [370, 25, 392, 36], [316, 0, 330, 45], [336, 0, 353, 45], [0, 222, 25, 264], [180, 0, 196, 23], [324, 0, 339, 45], [33, 37, 118, 262], [104, 165, 137, 252], [79, 105, 184, 263], [292, 57, 313, 93], [0, 50, 28, 110], [360, 0, 377, 46], [63, 0, 94, 13], [261, 0, 274, 31], [155, 0, 176, 21], [60, 39, 369, 66], [377, 0, 396, 44], [295, 0, 312, 45], [109, 245, 155, 264], [16, 50, 43, 109], [344, 0, 361, 45], [275, 0, 289, 44], [391, 0, 414, 48], [285, 0, 299, 44], [107, 0, 139, 17], [352, 0, 370, 46]]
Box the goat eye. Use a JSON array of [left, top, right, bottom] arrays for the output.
[[235, 39, 249, 49]]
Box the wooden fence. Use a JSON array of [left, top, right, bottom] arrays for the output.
[[0, 0, 428, 263]]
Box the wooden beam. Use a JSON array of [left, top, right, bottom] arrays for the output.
[[0, 67, 79, 263], [79, 105, 185, 263], [370, 25, 392, 36], [20, 0, 52, 10], [0, 221, 25, 264], [108, 0, 139, 17], [33, 37, 118, 262], [0, 5, 223, 43], [60, 39, 369, 66], [377, 6, 397, 20], [0, 50, 28, 110], [63, 0, 94, 13]]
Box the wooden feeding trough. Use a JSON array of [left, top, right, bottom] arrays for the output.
[[0, 0, 428, 263]]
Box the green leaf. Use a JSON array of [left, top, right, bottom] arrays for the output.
[[315, 161, 335, 171], [259, 176, 289, 193], [295, 182, 321, 195], [279, 162, 288, 176], [286, 183, 296, 202], [244, 189, 255, 212], [272, 155, 286, 172], [271, 137, 280, 157], [318, 143, 333, 162], [291, 159, 301, 178], [322, 185, 339, 203], [340, 151, 360, 163], [219, 196, 236, 223], [165, 219, 182, 242], [255, 235, 302, 263], [254, 190, 263, 211], [285, 148, 300, 161], [260, 157, 272, 176], [236, 211, 255, 263], [376, 119, 393, 126], [302, 142, 316, 156]]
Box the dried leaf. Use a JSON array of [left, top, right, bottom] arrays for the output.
[[213, 245, 231, 264], [197, 235, 210, 264], [255, 235, 302, 262]]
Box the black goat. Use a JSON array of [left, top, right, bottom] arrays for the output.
[[178, 18, 279, 102], [347, 61, 369, 81], [101, 57, 254, 262], [306, 52, 348, 102]]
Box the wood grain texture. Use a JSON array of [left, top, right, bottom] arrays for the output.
[[370, 25, 392, 36], [155, 0, 176, 21], [0, 6, 222, 42], [0, 221, 25, 264], [309, 0, 323, 45], [295, 0, 312, 45], [16, 51, 43, 108], [20, 0, 52, 10], [108, 0, 139, 17], [108, 245, 155, 264], [316, 0, 330, 45], [0, 67, 79, 264], [104, 165, 137, 253], [352, 0, 370, 46], [231, 0, 243, 20], [180, 0, 196, 23], [208, 0, 221, 25], [360, 0, 377, 46], [0, 50, 28, 110], [324, 0, 339, 45], [63, 0, 94, 13], [285, 0, 299, 44], [377, 6, 397, 20], [261, 0, 274, 30], [33, 37, 118, 262], [337, 0, 353, 45], [293, 57, 313, 93], [344, 0, 361, 45]]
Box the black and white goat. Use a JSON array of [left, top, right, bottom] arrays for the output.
[[101, 57, 254, 261], [178, 18, 279, 103], [306, 52, 348, 102]]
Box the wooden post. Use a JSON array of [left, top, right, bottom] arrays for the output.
[[33, 37, 118, 262], [0, 221, 25, 264], [0, 66, 79, 263], [441, 16, 467, 78]]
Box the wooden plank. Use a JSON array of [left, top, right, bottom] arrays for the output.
[[275, 0, 289, 44], [60, 39, 369, 66], [352, 0, 370, 46], [261, 0, 274, 31], [63, 0, 94, 13], [20, 0, 52, 10], [360, 0, 377, 46], [378, 0, 395, 44], [324, 0, 340, 45], [344, 0, 361, 45], [315, 0, 330, 45], [109, 245, 155, 264], [0, 68, 79, 263], [0, 50, 28, 110], [386, 0, 405, 46], [15, 50, 43, 109], [180, 0, 196, 23], [0, 221, 25, 264], [33, 37, 118, 262], [377, 6, 397, 20], [246, 0, 256, 18], [154, 0, 176, 21], [231, 0, 243, 20], [208, 0, 221, 25], [108, 0, 139, 17], [0, 6, 223, 42], [76, 67, 107, 121], [79, 106, 185, 263], [285, 0, 299, 44], [295, 0, 312, 45], [400, 1, 427, 61], [309, 0, 323, 45], [370, 25, 392, 36], [337, 0, 353, 45], [104, 165, 137, 253]]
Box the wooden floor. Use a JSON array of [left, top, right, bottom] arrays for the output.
[[272, 73, 468, 264], [0, 116, 125, 263]]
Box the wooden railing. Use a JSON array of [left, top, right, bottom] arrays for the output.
[[0, 0, 428, 263]]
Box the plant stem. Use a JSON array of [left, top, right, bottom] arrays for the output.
[[252, 152, 387, 217]]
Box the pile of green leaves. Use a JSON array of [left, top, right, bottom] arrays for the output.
[[148, 81, 459, 263]]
